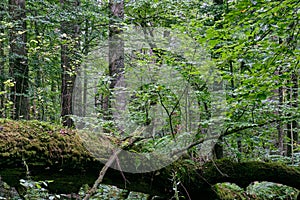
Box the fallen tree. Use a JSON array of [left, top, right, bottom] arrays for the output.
[[0, 119, 299, 199]]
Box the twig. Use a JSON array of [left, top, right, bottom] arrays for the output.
[[211, 158, 228, 177], [83, 127, 145, 200], [115, 152, 129, 187], [180, 182, 191, 200], [83, 149, 122, 200]]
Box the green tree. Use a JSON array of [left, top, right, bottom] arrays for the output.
[[203, 0, 299, 158]]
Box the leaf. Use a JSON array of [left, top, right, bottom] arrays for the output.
[[256, 93, 267, 100]]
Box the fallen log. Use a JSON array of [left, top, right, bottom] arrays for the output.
[[0, 119, 299, 199]]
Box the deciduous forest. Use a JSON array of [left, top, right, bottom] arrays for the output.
[[0, 0, 299, 199]]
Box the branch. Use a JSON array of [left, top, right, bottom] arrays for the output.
[[83, 149, 122, 200], [83, 127, 144, 200], [222, 113, 300, 138]]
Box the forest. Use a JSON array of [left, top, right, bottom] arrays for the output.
[[0, 0, 299, 199]]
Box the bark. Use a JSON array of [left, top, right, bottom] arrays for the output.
[[286, 70, 298, 161], [291, 72, 298, 147], [82, 19, 89, 118], [0, 119, 300, 199], [60, 0, 81, 127], [60, 31, 75, 127], [277, 66, 284, 155], [102, 0, 124, 122], [213, 141, 224, 159], [108, 0, 124, 88], [0, 2, 5, 118], [9, 0, 29, 120]]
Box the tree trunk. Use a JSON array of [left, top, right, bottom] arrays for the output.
[[286, 73, 297, 156], [291, 72, 298, 155], [8, 0, 29, 120], [60, 0, 81, 127], [277, 66, 284, 155], [0, 2, 5, 118], [61, 35, 75, 127], [82, 19, 89, 118], [102, 0, 124, 123]]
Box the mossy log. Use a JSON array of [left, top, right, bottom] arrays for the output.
[[0, 119, 300, 199]]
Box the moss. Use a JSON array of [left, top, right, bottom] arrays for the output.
[[0, 118, 93, 168], [0, 119, 106, 193], [1, 119, 300, 197], [214, 183, 248, 200]]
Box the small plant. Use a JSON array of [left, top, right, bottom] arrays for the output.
[[79, 184, 149, 200], [247, 181, 299, 200], [19, 179, 58, 200], [214, 182, 299, 200], [0, 79, 15, 118]]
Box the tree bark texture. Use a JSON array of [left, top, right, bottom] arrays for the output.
[[60, 0, 81, 127], [102, 0, 124, 121], [9, 0, 29, 120], [0, 2, 5, 118]]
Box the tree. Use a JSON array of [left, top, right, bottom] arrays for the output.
[[100, 0, 124, 125], [287, 69, 299, 156], [8, 0, 29, 120], [60, 0, 81, 127], [277, 64, 284, 155], [0, 2, 5, 118], [0, 0, 299, 198], [202, 0, 299, 159]]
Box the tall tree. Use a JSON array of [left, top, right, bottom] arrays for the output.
[[0, 2, 5, 118], [287, 70, 299, 156], [8, 0, 29, 120], [291, 71, 298, 147], [101, 0, 124, 123], [277, 65, 284, 155], [60, 0, 81, 127]]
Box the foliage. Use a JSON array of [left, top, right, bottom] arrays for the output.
[[19, 179, 57, 200], [0, 80, 14, 118], [1, 178, 150, 200], [79, 184, 149, 200], [247, 181, 299, 200], [0, 0, 299, 198], [0, 178, 21, 200], [267, 152, 300, 167], [215, 182, 299, 200], [1, 119, 300, 199]]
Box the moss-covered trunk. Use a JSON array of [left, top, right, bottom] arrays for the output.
[[0, 119, 300, 199]]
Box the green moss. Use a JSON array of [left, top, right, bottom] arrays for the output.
[[214, 183, 248, 200], [0, 118, 93, 168]]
